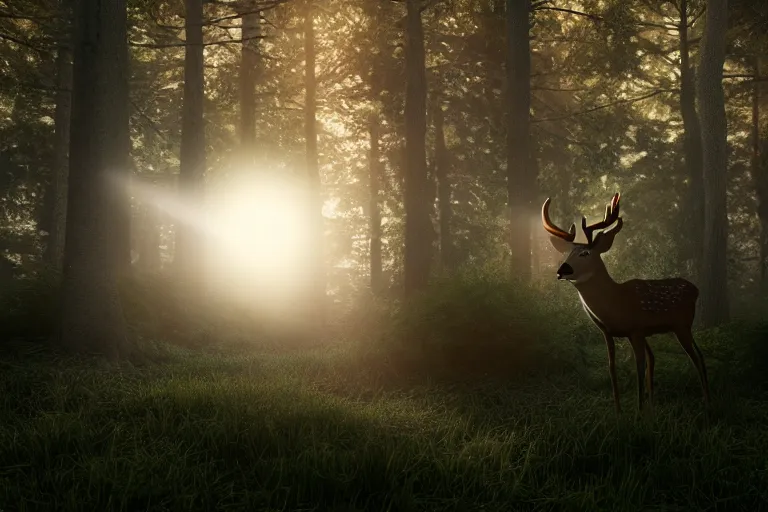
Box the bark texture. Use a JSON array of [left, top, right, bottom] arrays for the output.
[[305, 0, 326, 321], [240, 3, 260, 155], [696, 0, 730, 326], [368, 86, 383, 293], [433, 100, 453, 271], [58, 0, 131, 359], [175, 0, 206, 281], [506, 0, 533, 281], [46, 8, 73, 270], [752, 56, 768, 291], [367, 0, 384, 293], [678, 0, 705, 277], [403, 0, 431, 296]]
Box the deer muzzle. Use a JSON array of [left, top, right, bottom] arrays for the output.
[[557, 262, 573, 280]]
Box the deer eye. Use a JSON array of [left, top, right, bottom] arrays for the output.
[[578, 250, 591, 257]]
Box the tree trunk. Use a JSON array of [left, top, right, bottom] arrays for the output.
[[58, 0, 131, 359], [240, 3, 260, 158], [368, 116, 383, 293], [367, 0, 385, 294], [530, 135, 541, 276], [304, 0, 325, 321], [175, 0, 206, 281], [46, 7, 73, 271], [696, 0, 729, 327], [433, 99, 453, 271], [506, 0, 533, 282], [403, 0, 431, 296], [678, 0, 705, 278], [115, 169, 133, 277], [368, 88, 383, 293], [752, 56, 768, 292]]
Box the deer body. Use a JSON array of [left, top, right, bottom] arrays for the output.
[[542, 193, 710, 412], [577, 275, 698, 337]]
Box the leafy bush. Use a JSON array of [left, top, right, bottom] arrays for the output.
[[363, 267, 592, 382]]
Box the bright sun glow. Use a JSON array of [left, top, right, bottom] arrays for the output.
[[206, 171, 312, 288], [122, 166, 313, 309]]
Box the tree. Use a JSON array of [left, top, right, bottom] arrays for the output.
[[403, 0, 431, 296], [697, 0, 730, 326], [45, 0, 73, 270], [305, 0, 325, 319], [506, 0, 533, 281], [366, 0, 385, 293], [57, 0, 131, 358], [753, 56, 768, 291], [678, 0, 705, 277], [175, 0, 206, 280], [433, 98, 453, 270], [240, 1, 261, 157]]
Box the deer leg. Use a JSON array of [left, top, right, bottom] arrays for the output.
[[602, 333, 621, 412], [674, 327, 711, 405], [628, 334, 647, 411], [645, 342, 655, 405]]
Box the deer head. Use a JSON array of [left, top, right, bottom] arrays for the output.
[[542, 193, 623, 284]]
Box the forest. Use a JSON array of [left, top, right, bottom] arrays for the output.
[[1, 0, 768, 510]]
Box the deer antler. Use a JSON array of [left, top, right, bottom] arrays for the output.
[[581, 192, 621, 246], [542, 198, 576, 242]]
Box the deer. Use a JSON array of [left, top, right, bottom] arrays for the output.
[[541, 192, 710, 412]]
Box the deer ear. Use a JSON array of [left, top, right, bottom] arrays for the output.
[[549, 235, 573, 254], [591, 217, 623, 253]]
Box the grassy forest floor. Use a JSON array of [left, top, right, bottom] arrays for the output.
[[2, 274, 768, 511], [2, 336, 768, 511]]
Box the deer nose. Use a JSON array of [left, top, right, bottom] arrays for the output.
[[557, 263, 573, 280]]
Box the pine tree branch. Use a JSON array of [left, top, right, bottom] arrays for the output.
[[533, 89, 675, 123], [0, 32, 51, 54], [129, 34, 267, 49]]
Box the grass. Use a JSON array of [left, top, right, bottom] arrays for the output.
[[2, 332, 768, 512]]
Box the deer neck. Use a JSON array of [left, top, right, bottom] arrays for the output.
[[570, 258, 621, 311]]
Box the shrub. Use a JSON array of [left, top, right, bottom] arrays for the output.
[[695, 320, 768, 391], [364, 267, 591, 382]]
